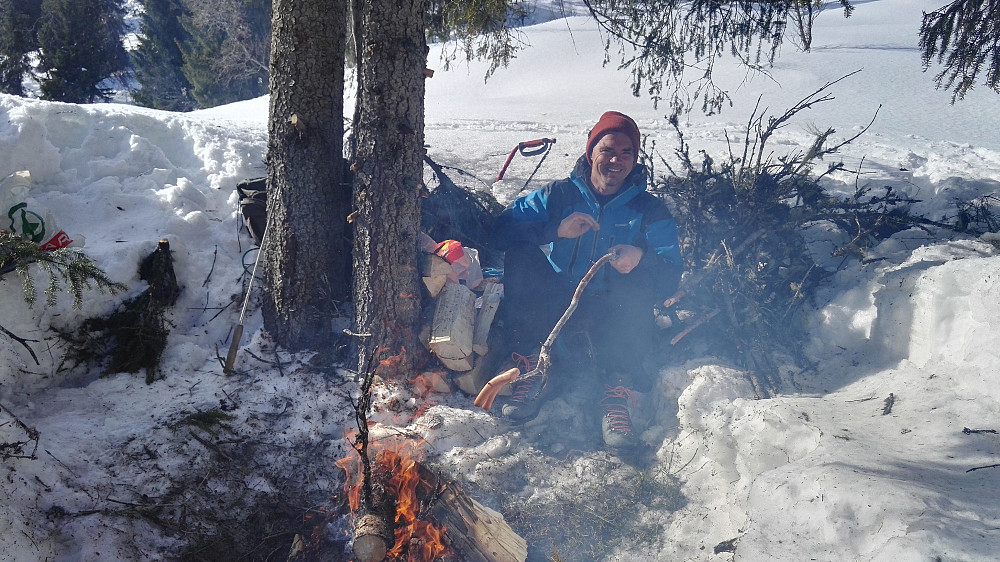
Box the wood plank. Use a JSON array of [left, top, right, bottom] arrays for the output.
[[420, 253, 454, 277], [423, 274, 448, 297], [472, 282, 503, 355], [429, 283, 476, 371]]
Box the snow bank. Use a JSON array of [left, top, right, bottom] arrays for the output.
[[0, 94, 266, 397], [655, 242, 1000, 560]]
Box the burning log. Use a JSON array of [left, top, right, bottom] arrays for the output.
[[339, 436, 526, 562], [410, 456, 527, 562], [342, 347, 524, 562], [343, 350, 395, 562], [427, 481, 527, 562], [353, 511, 394, 562]]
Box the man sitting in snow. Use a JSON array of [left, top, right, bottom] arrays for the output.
[[487, 111, 683, 449]]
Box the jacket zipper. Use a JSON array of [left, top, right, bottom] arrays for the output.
[[573, 175, 633, 273], [567, 237, 582, 274], [588, 206, 604, 266]]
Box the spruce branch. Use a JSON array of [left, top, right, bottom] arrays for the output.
[[653, 73, 950, 393], [0, 231, 127, 309], [1, 231, 127, 362]]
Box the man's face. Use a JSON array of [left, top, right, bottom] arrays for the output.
[[589, 131, 636, 196]]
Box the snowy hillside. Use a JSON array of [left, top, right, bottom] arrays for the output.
[[2, 1, 1000, 560]]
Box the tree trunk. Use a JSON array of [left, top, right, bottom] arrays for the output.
[[351, 0, 425, 375], [263, 0, 350, 351]]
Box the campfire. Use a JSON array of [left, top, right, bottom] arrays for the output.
[[336, 435, 451, 562], [336, 346, 526, 562]]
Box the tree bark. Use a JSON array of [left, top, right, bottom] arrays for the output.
[[263, 0, 350, 351], [351, 0, 425, 375]]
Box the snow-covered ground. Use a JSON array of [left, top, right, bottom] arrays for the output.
[[3, 1, 1000, 560]]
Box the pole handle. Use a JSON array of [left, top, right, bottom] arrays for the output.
[[223, 324, 244, 375], [517, 137, 555, 157], [495, 138, 557, 181]]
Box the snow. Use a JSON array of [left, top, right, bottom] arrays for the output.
[[3, 0, 1000, 560]]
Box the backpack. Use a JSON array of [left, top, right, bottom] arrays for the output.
[[236, 177, 267, 246]]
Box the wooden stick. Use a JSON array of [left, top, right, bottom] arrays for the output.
[[188, 431, 233, 462], [670, 308, 719, 345], [224, 223, 268, 375], [0, 322, 39, 365], [474, 251, 616, 409], [967, 463, 1000, 473], [662, 288, 686, 309], [661, 228, 767, 308]]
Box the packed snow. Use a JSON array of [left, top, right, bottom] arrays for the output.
[[2, 1, 1000, 560]]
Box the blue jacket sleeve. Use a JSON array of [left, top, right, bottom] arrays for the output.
[[632, 194, 684, 297], [491, 182, 564, 250]]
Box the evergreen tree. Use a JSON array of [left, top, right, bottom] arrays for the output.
[[36, 0, 129, 103], [0, 0, 41, 96], [350, 0, 427, 375], [263, 0, 523, 356], [131, 0, 196, 111], [920, 0, 1000, 102], [262, 0, 348, 351], [178, 0, 270, 108]]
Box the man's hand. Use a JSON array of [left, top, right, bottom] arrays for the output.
[[557, 212, 599, 239], [609, 244, 643, 274]]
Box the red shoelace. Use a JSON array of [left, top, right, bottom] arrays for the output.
[[601, 385, 637, 433], [508, 352, 538, 402]]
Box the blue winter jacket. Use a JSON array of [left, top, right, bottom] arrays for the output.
[[492, 156, 683, 296]]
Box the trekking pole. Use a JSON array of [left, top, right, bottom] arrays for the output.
[[474, 250, 617, 410], [224, 222, 268, 375], [495, 138, 556, 182]]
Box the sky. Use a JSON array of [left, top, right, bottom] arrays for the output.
[[2, 1, 1000, 560]]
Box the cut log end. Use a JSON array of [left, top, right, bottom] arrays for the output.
[[353, 513, 392, 562]]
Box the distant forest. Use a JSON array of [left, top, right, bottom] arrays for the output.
[[0, 0, 995, 111], [0, 0, 270, 109]]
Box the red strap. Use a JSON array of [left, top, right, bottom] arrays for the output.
[[495, 145, 520, 182]]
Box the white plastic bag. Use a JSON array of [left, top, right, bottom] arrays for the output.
[[461, 246, 484, 290], [420, 233, 484, 290], [1, 171, 79, 250]]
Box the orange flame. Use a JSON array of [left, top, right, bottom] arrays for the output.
[[337, 433, 451, 561], [408, 371, 448, 418], [376, 346, 408, 379]]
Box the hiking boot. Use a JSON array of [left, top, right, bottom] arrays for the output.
[[500, 350, 548, 423], [601, 384, 640, 449]]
